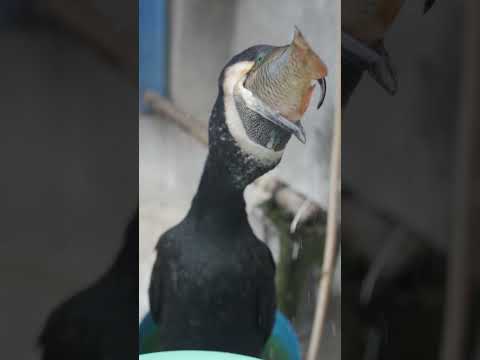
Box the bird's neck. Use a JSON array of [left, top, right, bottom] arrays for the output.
[[190, 151, 248, 225]]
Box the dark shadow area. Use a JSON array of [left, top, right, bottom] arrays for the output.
[[342, 0, 479, 359], [0, 1, 138, 359]]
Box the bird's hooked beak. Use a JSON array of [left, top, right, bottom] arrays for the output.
[[239, 27, 327, 145]]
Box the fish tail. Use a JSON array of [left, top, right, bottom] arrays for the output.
[[292, 26, 328, 79]]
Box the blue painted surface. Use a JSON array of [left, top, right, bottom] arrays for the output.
[[139, 310, 301, 360], [269, 312, 301, 360], [139, 0, 168, 111]]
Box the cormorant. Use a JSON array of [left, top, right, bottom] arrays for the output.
[[149, 31, 327, 357]]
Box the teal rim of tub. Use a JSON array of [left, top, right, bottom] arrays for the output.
[[139, 311, 301, 360], [139, 350, 260, 360]]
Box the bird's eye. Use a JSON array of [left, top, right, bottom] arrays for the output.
[[256, 54, 265, 64]]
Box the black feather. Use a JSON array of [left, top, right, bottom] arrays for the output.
[[424, 0, 436, 14]]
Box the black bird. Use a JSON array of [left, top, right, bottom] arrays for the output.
[[38, 210, 138, 360], [149, 31, 327, 357]]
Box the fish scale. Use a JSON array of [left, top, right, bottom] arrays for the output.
[[244, 27, 327, 122]]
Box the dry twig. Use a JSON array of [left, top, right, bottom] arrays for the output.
[[306, 6, 341, 357]]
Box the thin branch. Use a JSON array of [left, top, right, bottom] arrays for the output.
[[305, 106, 340, 360], [306, 4, 341, 358], [144, 91, 208, 146]]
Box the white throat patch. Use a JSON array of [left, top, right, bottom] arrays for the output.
[[222, 61, 284, 164]]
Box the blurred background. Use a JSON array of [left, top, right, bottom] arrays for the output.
[[139, 0, 340, 359], [0, 0, 137, 359], [2, 0, 477, 359], [342, 1, 480, 359]]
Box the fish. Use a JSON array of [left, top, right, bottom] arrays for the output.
[[244, 26, 328, 123]]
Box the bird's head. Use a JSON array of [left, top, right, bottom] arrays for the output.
[[207, 28, 327, 188]]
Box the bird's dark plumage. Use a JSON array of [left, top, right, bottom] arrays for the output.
[[38, 210, 138, 360], [149, 46, 277, 357], [424, 0, 436, 14]]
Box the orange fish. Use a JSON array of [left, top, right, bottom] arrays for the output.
[[244, 27, 328, 123]]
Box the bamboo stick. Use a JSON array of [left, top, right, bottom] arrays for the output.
[[305, 100, 340, 360], [306, 2, 342, 357]]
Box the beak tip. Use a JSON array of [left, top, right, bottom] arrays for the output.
[[294, 122, 307, 144], [295, 133, 307, 144], [316, 78, 327, 109]]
